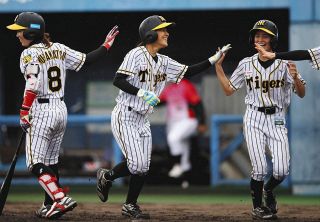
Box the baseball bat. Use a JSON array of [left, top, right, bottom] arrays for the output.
[[0, 132, 25, 215]]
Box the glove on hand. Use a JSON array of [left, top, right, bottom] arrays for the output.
[[137, 89, 160, 107], [102, 25, 119, 50], [20, 109, 31, 132], [208, 43, 232, 65], [220, 44, 232, 53]]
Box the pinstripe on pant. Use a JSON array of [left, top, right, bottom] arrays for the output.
[[111, 104, 152, 175], [243, 106, 290, 181], [26, 99, 67, 170]]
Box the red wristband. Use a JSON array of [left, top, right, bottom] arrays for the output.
[[22, 90, 37, 110]]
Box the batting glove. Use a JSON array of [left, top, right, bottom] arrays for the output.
[[137, 89, 160, 107], [102, 25, 119, 50], [220, 44, 232, 53], [208, 43, 232, 65], [20, 109, 31, 132]]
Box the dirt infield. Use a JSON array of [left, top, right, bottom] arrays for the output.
[[1, 202, 320, 222]]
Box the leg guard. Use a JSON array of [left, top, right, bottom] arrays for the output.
[[38, 174, 65, 201]]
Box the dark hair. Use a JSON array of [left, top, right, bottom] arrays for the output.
[[42, 33, 51, 47], [137, 41, 144, 47]]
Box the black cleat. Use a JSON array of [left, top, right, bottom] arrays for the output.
[[252, 206, 273, 220], [96, 168, 113, 202], [122, 203, 150, 219], [264, 190, 278, 214]]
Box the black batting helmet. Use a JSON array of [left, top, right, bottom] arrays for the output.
[[139, 15, 175, 44], [7, 12, 45, 41], [249, 19, 278, 50]]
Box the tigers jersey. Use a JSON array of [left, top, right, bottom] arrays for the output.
[[308, 46, 320, 70], [229, 53, 305, 109], [115, 46, 188, 113], [20, 42, 86, 98]]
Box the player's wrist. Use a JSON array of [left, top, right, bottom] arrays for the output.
[[137, 88, 146, 97], [208, 51, 221, 65], [103, 42, 111, 50]]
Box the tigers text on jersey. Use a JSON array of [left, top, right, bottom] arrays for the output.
[[308, 46, 320, 70], [116, 46, 188, 113], [20, 42, 86, 98], [229, 54, 305, 109]]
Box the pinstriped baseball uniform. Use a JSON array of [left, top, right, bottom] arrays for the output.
[[20, 42, 86, 169], [229, 53, 305, 181], [112, 46, 187, 174], [308, 46, 320, 70]]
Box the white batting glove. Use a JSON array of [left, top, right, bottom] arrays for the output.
[[137, 89, 160, 107], [208, 43, 232, 65], [221, 44, 232, 53], [102, 25, 119, 50]]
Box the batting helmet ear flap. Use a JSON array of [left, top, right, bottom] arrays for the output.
[[143, 30, 158, 44], [139, 15, 174, 45], [23, 29, 38, 41]]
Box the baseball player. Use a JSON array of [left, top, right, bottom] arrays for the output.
[[214, 20, 306, 220], [255, 43, 320, 70], [96, 15, 231, 219], [159, 79, 206, 179], [7, 12, 119, 219]]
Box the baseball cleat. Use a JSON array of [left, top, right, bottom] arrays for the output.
[[122, 203, 150, 219], [35, 204, 52, 218], [264, 190, 278, 214], [252, 206, 273, 220], [45, 196, 77, 219], [168, 164, 183, 178], [96, 168, 113, 202]]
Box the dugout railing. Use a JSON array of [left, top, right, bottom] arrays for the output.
[[0, 115, 122, 185], [0, 114, 290, 187], [210, 114, 290, 187]]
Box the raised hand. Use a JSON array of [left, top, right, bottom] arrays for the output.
[[220, 44, 232, 53], [288, 61, 298, 79], [103, 25, 119, 50], [255, 43, 275, 60], [209, 44, 231, 65]]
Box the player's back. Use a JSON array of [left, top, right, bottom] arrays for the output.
[[20, 42, 85, 99]]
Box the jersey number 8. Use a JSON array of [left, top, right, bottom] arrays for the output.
[[48, 66, 62, 92]]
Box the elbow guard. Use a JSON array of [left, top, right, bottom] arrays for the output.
[[25, 74, 41, 93], [25, 63, 41, 93]]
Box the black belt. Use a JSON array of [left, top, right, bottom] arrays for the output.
[[250, 105, 277, 115], [38, 97, 64, 104]]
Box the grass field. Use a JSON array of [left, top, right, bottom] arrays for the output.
[[3, 185, 320, 221], [7, 184, 320, 205]]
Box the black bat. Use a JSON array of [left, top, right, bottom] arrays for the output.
[[0, 132, 25, 215]]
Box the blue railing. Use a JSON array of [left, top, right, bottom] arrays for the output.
[[210, 114, 290, 187], [0, 115, 122, 185]]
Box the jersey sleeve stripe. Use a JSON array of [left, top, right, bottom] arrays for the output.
[[117, 69, 135, 76], [74, 53, 86, 72], [308, 48, 320, 70], [229, 81, 237, 90], [175, 65, 188, 83]]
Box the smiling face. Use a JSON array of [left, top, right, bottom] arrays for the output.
[[155, 28, 169, 49], [16, 30, 32, 47], [254, 30, 273, 52]]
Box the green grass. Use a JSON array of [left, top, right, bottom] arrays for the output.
[[6, 185, 320, 205]]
